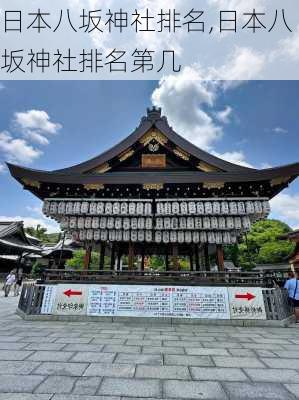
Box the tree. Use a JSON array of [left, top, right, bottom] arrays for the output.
[[66, 250, 100, 270], [225, 219, 295, 270], [25, 225, 61, 244]]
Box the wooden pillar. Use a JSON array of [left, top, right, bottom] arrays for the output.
[[99, 242, 106, 270], [172, 245, 179, 271], [110, 243, 116, 271], [128, 242, 134, 270], [216, 245, 225, 272], [117, 248, 122, 271], [165, 245, 169, 271], [204, 244, 210, 271], [83, 245, 92, 270], [141, 248, 145, 272], [195, 245, 200, 272], [189, 249, 194, 272]]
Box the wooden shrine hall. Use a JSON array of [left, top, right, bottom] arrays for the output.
[[7, 107, 299, 275]]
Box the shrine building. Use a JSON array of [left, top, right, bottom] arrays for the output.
[[7, 107, 299, 274]]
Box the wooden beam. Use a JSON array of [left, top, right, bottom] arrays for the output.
[[110, 243, 116, 271], [172, 244, 179, 271]]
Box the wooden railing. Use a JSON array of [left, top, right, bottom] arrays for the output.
[[40, 268, 277, 287]]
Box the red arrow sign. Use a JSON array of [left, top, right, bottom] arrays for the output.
[[235, 292, 256, 301], [64, 289, 82, 298]]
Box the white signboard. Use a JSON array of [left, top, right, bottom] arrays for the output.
[[41, 285, 57, 314], [87, 285, 230, 319], [228, 287, 267, 320], [53, 284, 88, 316]]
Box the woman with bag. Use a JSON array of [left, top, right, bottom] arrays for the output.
[[284, 270, 299, 323]]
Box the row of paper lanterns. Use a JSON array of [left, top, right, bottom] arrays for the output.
[[72, 229, 238, 244]]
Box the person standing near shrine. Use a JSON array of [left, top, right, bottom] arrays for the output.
[[14, 272, 23, 296], [3, 270, 16, 297], [284, 270, 299, 323]]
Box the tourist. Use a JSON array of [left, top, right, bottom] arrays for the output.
[[284, 270, 299, 323], [3, 270, 16, 297], [14, 273, 23, 296]]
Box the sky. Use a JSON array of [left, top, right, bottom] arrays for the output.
[[0, 79, 298, 232]]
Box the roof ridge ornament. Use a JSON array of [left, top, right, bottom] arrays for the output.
[[147, 106, 162, 122]]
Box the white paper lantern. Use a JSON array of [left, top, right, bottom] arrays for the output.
[[211, 217, 218, 229], [89, 202, 97, 215], [131, 218, 138, 230], [223, 232, 231, 244], [94, 230, 100, 241], [81, 201, 89, 214], [155, 231, 162, 243], [42, 201, 50, 215], [172, 202, 180, 215], [86, 229, 94, 240], [136, 202, 144, 215], [164, 217, 171, 230], [49, 202, 58, 215], [144, 203, 152, 215], [60, 217, 69, 229], [96, 202, 105, 215], [234, 217, 242, 229], [109, 230, 116, 241], [196, 202, 204, 214], [242, 216, 251, 229], [185, 231, 192, 243], [254, 200, 263, 214], [72, 231, 79, 241], [65, 202, 74, 215], [99, 217, 107, 229], [123, 218, 130, 230], [218, 217, 226, 229], [145, 217, 153, 230], [188, 201, 196, 214], [138, 230, 145, 242], [226, 217, 234, 229], [156, 217, 163, 230], [128, 202, 136, 215], [215, 232, 222, 244], [194, 217, 202, 229], [170, 231, 177, 243], [208, 231, 216, 243], [77, 217, 85, 229], [162, 231, 170, 243], [200, 231, 207, 243], [192, 231, 200, 243], [178, 231, 184, 243], [58, 201, 66, 215], [229, 201, 238, 214], [92, 217, 100, 229], [69, 216, 77, 229], [245, 201, 255, 214], [145, 231, 152, 242], [79, 230, 86, 241], [204, 201, 213, 214], [105, 202, 113, 214], [179, 217, 187, 229], [107, 217, 114, 229], [171, 217, 179, 229], [221, 201, 229, 214], [263, 200, 271, 214], [203, 217, 211, 229], [115, 217, 122, 230], [115, 230, 123, 241], [156, 202, 163, 215], [164, 202, 171, 215], [112, 202, 120, 215], [138, 217, 145, 230], [85, 217, 92, 229], [187, 217, 195, 229], [120, 202, 128, 215], [237, 202, 246, 214], [212, 201, 221, 214], [180, 202, 188, 214], [100, 230, 108, 241], [123, 230, 130, 242], [73, 202, 81, 214]]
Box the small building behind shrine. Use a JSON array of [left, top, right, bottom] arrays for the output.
[[7, 107, 299, 275]]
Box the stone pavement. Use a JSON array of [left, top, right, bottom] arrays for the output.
[[2, 295, 299, 399]]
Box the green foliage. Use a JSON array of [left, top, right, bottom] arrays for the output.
[[31, 262, 46, 278], [25, 225, 61, 244], [225, 219, 294, 270], [149, 256, 165, 270], [65, 250, 100, 270]]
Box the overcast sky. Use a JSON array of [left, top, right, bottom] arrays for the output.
[[0, 80, 298, 231]]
